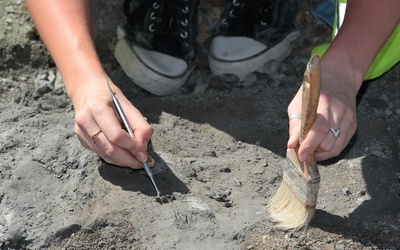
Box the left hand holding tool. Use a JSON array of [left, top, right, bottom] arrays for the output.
[[106, 77, 160, 197]]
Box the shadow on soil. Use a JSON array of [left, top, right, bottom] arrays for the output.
[[98, 150, 190, 197]]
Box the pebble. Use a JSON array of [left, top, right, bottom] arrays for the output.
[[385, 108, 393, 116], [233, 177, 241, 186], [34, 79, 52, 95], [53, 70, 65, 95], [221, 73, 240, 88], [242, 73, 257, 88], [342, 187, 351, 196], [47, 69, 56, 84], [0, 78, 11, 85], [335, 244, 345, 250], [285, 232, 293, 239], [5, 6, 14, 13], [193, 83, 208, 95]]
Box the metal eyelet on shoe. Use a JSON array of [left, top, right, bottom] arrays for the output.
[[182, 6, 189, 14], [153, 2, 160, 9], [149, 23, 156, 32], [232, 0, 240, 7], [150, 12, 156, 20], [180, 31, 188, 39], [181, 19, 188, 27], [229, 9, 235, 18]]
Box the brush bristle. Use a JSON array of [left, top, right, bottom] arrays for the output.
[[267, 180, 315, 231]]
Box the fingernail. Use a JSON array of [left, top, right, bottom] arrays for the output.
[[298, 153, 306, 162], [104, 158, 114, 165], [136, 152, 147, 162], [147, 156, 155, 167]]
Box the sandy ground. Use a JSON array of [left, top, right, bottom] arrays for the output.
[[1, 0, 400, 249]]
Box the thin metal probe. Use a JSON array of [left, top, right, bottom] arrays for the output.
[[105, 77, 160, 197]]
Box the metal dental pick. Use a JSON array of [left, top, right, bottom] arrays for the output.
[[105, 77, 160, 197]]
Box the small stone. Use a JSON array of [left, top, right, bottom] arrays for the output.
[[342, 187, 351, 196], [285, 232, 293, 239], [53, 70, 64, 91], [193, 84, 208, 94], [5, 6, 14, 13], [47, 69, 56, 84], [241, 73, 257, 88], [221, 73, 240, 87], [34, 79, 52, 95], [335, 244, 345, 250], [385, 109, 393, 116], [233, 177, 241, 186]]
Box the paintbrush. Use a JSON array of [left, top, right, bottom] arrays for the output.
[[267, 55, 321, 230]]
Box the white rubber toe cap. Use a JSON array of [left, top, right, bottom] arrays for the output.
[[210, 36, 267, 62], [134, 46, 188, 77], [209, 31, 300, 80]]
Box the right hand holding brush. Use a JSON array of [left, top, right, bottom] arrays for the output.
[[287, 0, 400, 162], [287, 58, 358, 162]]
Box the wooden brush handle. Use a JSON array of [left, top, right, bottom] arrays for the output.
[[300, 55, 321, 143], [298, 55, 321, 183]]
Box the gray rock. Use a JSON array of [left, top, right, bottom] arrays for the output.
[[34, 79, 52, 95]]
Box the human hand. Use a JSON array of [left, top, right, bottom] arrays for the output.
[[70, 74, 153, 168], [287, 62, 359, 162]]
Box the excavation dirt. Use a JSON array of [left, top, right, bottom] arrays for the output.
[[1, 0, 400, 249]]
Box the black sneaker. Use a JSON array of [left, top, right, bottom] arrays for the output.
[[209, 0, 300, 80], [114, 0, 200, 96]]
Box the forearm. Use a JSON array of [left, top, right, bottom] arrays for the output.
[[25, 0, 104, 99], [321, 0, 400, 91]]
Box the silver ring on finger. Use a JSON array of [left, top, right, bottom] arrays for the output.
[[330, 127, 340, 138], [289, 114, 302, 121]]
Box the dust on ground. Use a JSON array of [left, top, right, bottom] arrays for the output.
[[1, 0, 399, 249]]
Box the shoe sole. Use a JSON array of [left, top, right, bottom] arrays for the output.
[[209, 30, 300, 80], [114, 37, 193, 96]]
